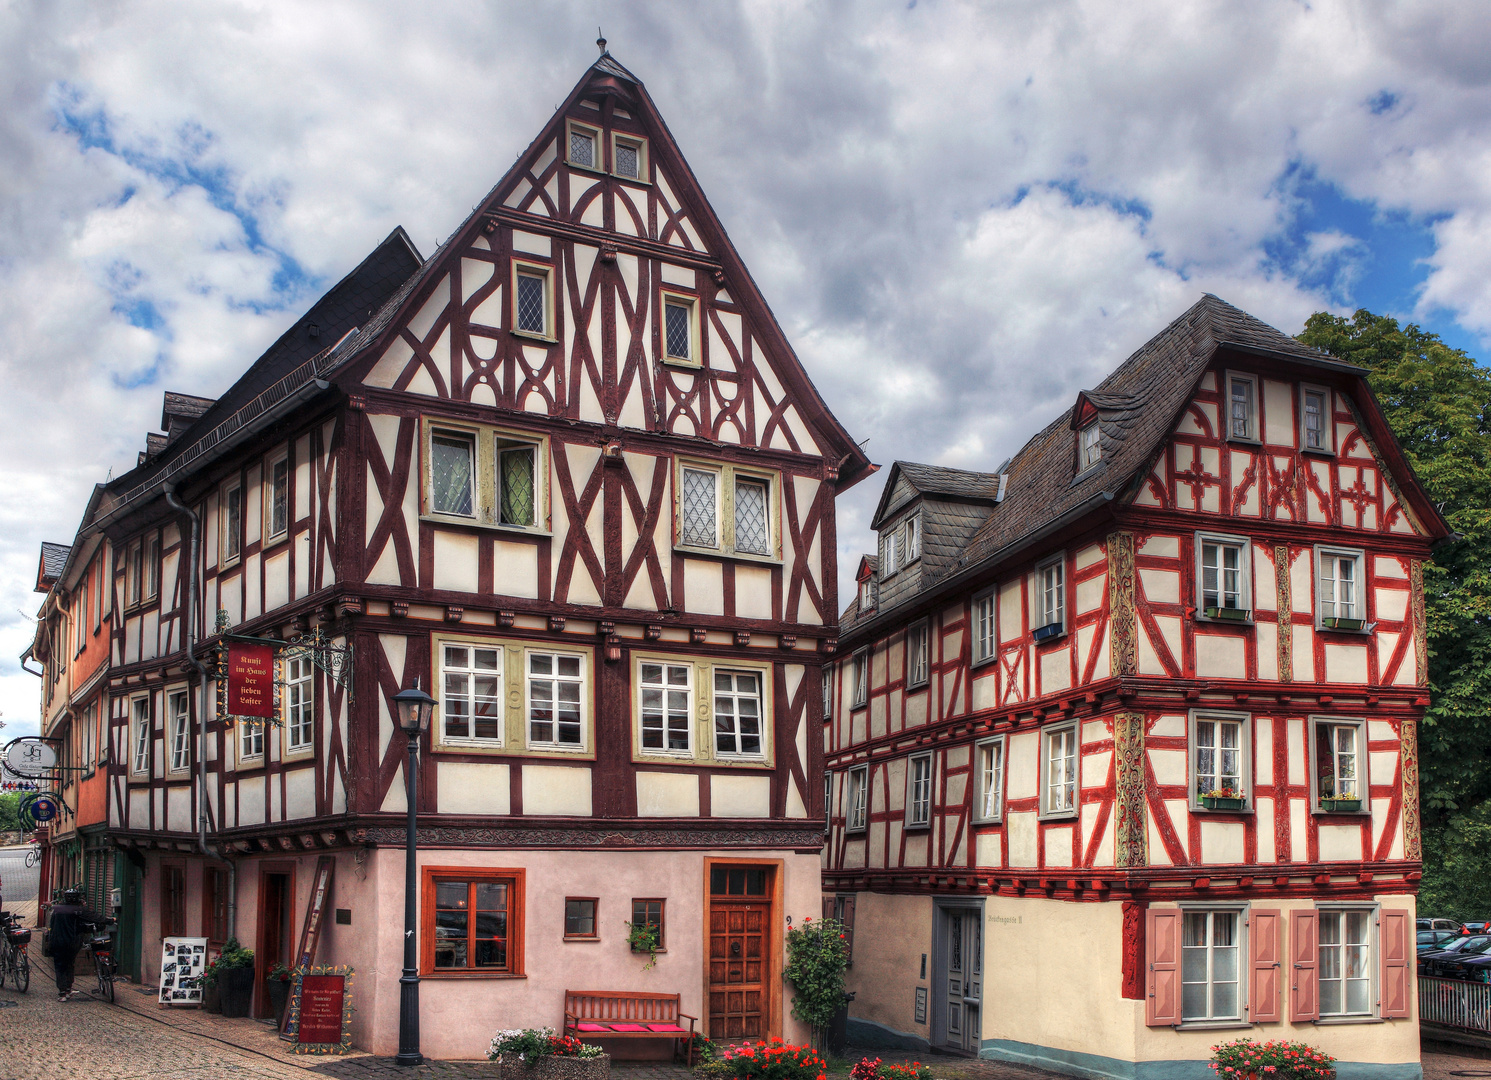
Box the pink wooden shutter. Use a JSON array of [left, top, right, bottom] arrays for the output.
[[1289, 909, 1319, 1023], [1380, 909, 1411, 1018], [1249, 909, 1282, 1023], [1146, 908, 1181, 1026], [822, 896, 835, 922]]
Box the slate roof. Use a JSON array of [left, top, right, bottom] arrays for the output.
[[842, 294, 1371, 633], [898, 462, 1000, 501], [37, 542, 70, 590]]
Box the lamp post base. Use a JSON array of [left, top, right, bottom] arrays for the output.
[[396, 969, 422, 1066]]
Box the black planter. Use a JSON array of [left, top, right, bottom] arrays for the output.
[[202, 981, 222, 1014], [218, 966, 255, 1017], [267, 977, 291, 1025]]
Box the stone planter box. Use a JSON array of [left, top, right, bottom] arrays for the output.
[[495, 1053, 611, 1080]]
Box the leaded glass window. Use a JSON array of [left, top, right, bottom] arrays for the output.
[[714, 670, 763, 757], [430, 433, 475, 517], [640, 662, 691, 751], [516, 272, 547, 335], [529, 652, 584, 746], [665, 301, 691, 361], [615, 141, 639, 178], [734, 478, 769, 555], [681, 468, 717, 548], [499, 443, 536, 527], [568, 129, 594, 169], [442, 645, 503, 743]]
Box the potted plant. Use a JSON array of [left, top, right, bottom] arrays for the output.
[[489, 1028, 608, 1080], [625, 921, 661, 970], [1319, 794, 1362, 813], [214, 938, 256, 1018], [265, 961, 293, 1025], [200, 958, 222, 1014], [1200, 787, 1246, 811]]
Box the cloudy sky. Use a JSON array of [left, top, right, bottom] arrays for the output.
[[2, 0, 1489, 739]]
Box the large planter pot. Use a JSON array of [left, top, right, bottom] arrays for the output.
[[497, 1053, 611, 1080], [202, 981, 222, 1014], [218, 966, 255, 1018], [267, 978, 291, 1025]]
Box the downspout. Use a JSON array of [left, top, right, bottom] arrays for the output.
[[165, 484, 236, 941]]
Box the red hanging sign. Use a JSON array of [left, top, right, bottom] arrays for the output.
[[226, 643, 276, 718]]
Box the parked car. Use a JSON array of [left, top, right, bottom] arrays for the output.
[[1462, 921, 1490, 934], [1420, 934, 1491, 977], [1452, 952, 1491, 984], [1418, 918, 1462, 932], [1419, 930, 1461, 952]]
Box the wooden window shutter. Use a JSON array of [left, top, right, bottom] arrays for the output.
[[1145, 908, 1180, 1026], [1289, 909, 1319, 1023], [822, 896, 835, 922], [842, 895, 857, 965], [1379, 909, 1411, 1018], [1249, 909, 1282, 1023]]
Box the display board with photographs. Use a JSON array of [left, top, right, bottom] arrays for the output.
[[158, 936, 208, 1005]]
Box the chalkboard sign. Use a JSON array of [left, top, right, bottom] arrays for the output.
[[286, 964, 354, 1054], [158, 936, 208, 1005]]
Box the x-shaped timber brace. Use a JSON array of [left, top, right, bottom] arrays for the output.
[[212, 619, 354, 730]]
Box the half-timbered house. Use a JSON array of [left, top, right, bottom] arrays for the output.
[[72, 52, 867, 1057], [823, 296, 1445, 1080]]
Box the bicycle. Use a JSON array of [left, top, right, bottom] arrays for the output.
[[0, 911, 31, 994], [24, 848, 39, 869], [82, 922, 115, 1003]]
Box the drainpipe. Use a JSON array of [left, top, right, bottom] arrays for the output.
[[165, 484, 236, 941]]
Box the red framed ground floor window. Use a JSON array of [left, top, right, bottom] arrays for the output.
[[421, 866, 525, 977]]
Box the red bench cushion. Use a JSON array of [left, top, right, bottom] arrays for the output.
[[608, 1024, 647, 1032], [576, 1023, 608, 1032], [647, 1024, 687, 1033]]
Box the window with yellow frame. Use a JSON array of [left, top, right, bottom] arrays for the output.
[[630, 650, 773, 766], [674, 458, 781, 562], [432, 633, 595, 758]]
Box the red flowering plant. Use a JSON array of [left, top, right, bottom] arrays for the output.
[[701, 1037, 827, 1080], [1210, 1039, 1336, 1080], [851, 1057, 932, 1080], [488, 1028, 604, 1062]]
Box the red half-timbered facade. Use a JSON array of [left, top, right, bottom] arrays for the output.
[[823, 296, 1443, 1080], [67, 53, 868, 1057]]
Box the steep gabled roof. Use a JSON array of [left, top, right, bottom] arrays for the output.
[[870, 460, 1000, 530], [37, 542, 70, 592], [841, 294, 1452, 634]]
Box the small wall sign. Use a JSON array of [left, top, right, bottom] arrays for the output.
[[286, 965, 354, 1054], [914, 986, 928, 1025]]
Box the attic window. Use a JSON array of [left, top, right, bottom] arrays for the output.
[[612, 133, 648, 181], [566, 120, 601, 171], [1079, 421, 1101, 472], [1226, 373, 1258, 442]]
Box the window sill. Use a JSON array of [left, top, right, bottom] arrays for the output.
[[1190, 804, 1255, 815], [845, 827, 868, 837], [511, 329, 557, 345], [566, 160, 607, 177], [283, 749, 316, 764], [1312, 1016, 1383, 1026], [563, 936, 600, 944], [1177, 1020, 1251, 1031], [1194, 611, 1254, 626], [1312, 808, 1371, 818], [1225, 435, 1262, 447], [672, 543, 782, 567], [904, 822, 931, 832], [1070, 461, 1108, 486], [434, 741, 507, 755], [1301, 447, 1336, 458], [262, 532, 289, 550], [1038, 810, 1079, 822], [905, 680, 929, 692], [660, 356, 701, 370], [418, 514, 552, 538], [612, 172, 651, 186], [421, 971, 528, 980]]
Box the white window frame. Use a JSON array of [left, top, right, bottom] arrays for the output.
[[906, 752, 933, 829], [264, 450, 291, 544], [1301, 384, 1334, 454], [238, 717, 265, 766], [858, 576, 875, 612], [822, 667, 832, 721], [1188, 710, 1252, 811], [847, 765, 869, 832], [1035, 554, 1066, 634], [284, 655, 315, 756], [91, 558, 103, 631], [674, 459, 781, 562], [880, 527, 899, 577], [168, 688, 192, 774], [712, 667, 767, 760], [1079, 420, 1101, 472], [1225, 371, 1259, 443], [1040, 722, 1079, 819], [221, 481, 243, 565], [637, 659, 694, 757], [660, 290, 700, 368], [125, 541, 141, 608], [565, 117, 603, 172], [1315, 546, 1368, 631], [74, 592, 86, 655], [1309, 716, 1370, 814], [511, 260, 556, 341], [1195, 532, 1253, 621], [610, 131, 649, 182], [144, 534, 160, 601], [438, 642, 506, 749], [906, 620, 929, 689], [427, 427, 477, 520], [525, 648, 589, 752], [1177, 903, 1249, 1025], [973, 591, 996, 665], [130, 695, 152, 778], [1317, 904, 1378, 1019], [851, 649, 868, 708], [973, 735, 1006, 823], [80, 700, 97, 774]]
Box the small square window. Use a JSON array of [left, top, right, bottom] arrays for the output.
[[973, 592, 996, 663], [1302, 385, 1333, 453], [1079, 421, 1101, 472], [631, 898, 665, 949], [851, 650, 868, 707], [566, 120, 600, 170], [907, 753, 932, 828], [1041, 724, 1078, 817], [661, 292, 698, 365], [1197, 533, 1251, 619], [1226, 373, 1258, 441], [847, 765, 868, 831], [611, 133, 648, 181], [1311, 718, 1367, 813], [906, 621, 929, 688], [565, 898, 598, 940], [1316, 547, 1366, 630], [974, 737, 1005, 822]]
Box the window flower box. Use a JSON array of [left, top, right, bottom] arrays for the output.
[[1032, 623, 1062, 643], [1321, 617, 1364, 632], [1200, 795, 1246, 811], [1319, 798, 1362, 813], [1203, 606, 1250, 622]]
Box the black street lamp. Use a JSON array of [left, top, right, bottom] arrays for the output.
[[393, 680, 437, 1067]]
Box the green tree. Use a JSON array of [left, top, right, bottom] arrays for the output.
[[1298, 310, 1491, 917], [0, 793, 19, 833]]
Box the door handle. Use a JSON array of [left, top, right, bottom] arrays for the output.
[[963, 997, 979, 1005]]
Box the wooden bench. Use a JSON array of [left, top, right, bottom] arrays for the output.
[[563, 990, 698, 1064]]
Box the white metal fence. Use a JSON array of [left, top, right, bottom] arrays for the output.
[[1419, 975, 1491, 1034]]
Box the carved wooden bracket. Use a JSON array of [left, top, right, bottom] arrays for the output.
[[335, 596, 363, 618], [597, 621, 616, 636], [391, 601, 409, 618], [733, 631, 751, 647], [549, 616, 567, 633], [347, 394, 366, 412], [644, 625, 662, 641], [445, 606, 464, 623], [498, 611, 516, 628], [779, 634, 797, 649], [819, 639, 838, 655], [690, 628, 707, 644]]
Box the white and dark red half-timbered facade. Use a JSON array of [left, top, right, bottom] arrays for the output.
[[823, 296, 1446, 1080], [71, 53, 870, 1057]]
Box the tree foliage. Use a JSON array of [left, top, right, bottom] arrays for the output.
[[1298, 309, 1491, 917], [0, 794, 19, 834], [783, 916, 849, 1049]]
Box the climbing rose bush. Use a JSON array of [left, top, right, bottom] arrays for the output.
[[1210, 1038, 1336, 1080]]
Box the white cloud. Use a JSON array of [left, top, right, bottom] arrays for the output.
[[4, 1, 1491, 732]]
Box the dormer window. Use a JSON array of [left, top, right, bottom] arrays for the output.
[[1226, 373, 1258, 442], [879, 513, 920, 578], [566, 119, 601, 171], [1079, 421, 1101, 472], [858, 577, 873, 610], [904, 516, 920, 562], [881, 528, 899, 576]]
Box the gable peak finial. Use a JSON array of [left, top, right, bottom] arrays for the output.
[[597, 28, 607, 55]]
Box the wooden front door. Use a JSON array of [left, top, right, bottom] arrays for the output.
[[938, 906, 982, 1053], [708, 866, 773, 1040]]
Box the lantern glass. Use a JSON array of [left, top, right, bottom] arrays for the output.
[[393, 683, 437, 735]]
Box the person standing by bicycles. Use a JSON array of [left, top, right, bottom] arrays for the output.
[[47, 887, 106, 1002]]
